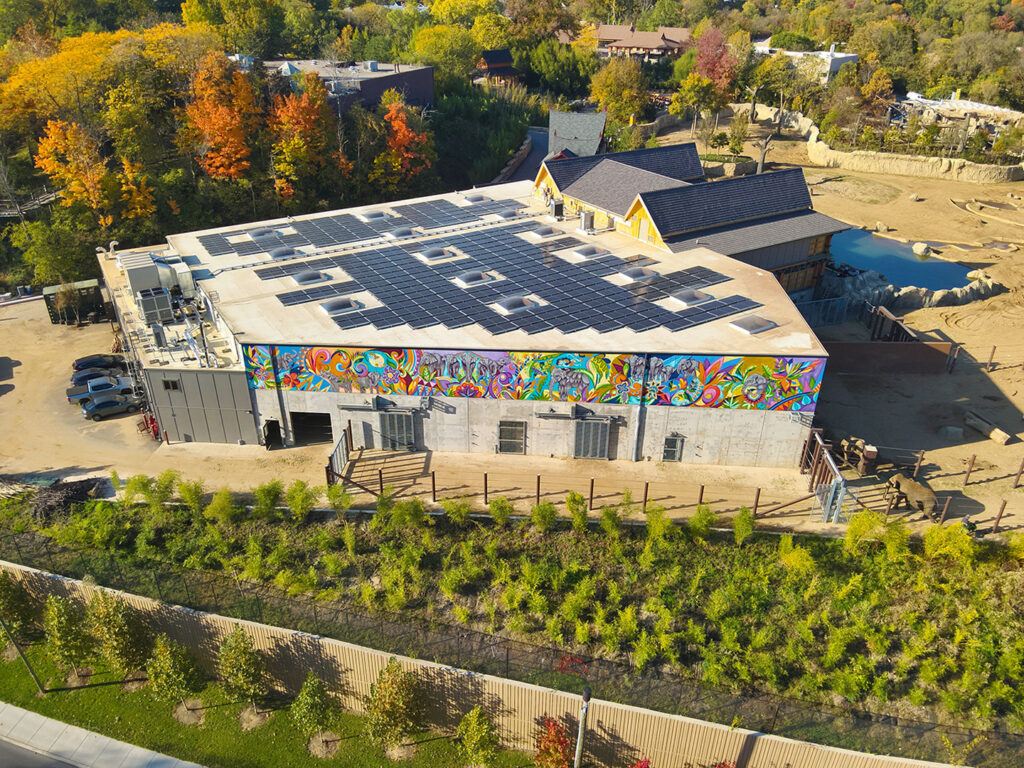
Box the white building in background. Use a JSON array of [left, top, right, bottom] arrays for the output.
[[753, 41, 858, 83]]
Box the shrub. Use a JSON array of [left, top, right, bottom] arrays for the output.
[[456, 706, 499, 767], [844, 509, 887, 556], [285, 480, 320, 525], [923, 524, 976, 565], [253, 480, 284, 521], [365, 658, 418, 750], [531, 501, 557, 534], [43, 595, 93, 676], [343, 523, 358, 557], [644, 505, 670, 544], [688, 504, 716, 540], [88, 592, 149, 676], [732, 507, 754, 546], [326, 484, 353, 517], [0, 571, 33, 636], [392, 498, 429, 529], [217, 625, 267, 706], [534, 717, 571, 768], [442, 497, 472, 527], [600, 506, 621, 539], [204, 488, 240, 526], [147, 633, 202, 710], [177, 479, 205, 519], [566, 492, 588, 533], [292, 672, 335, 738], [488, 495, 513, 526], [145, 470, 180, 515]]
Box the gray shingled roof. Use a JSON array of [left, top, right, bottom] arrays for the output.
[[640, 168, 813, 237], [548, 110, 607, 158], [543, 144, 704, 191], [665, 210, 849, 256], [563, 160, 687, 216]]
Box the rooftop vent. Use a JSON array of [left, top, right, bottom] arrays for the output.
[[573, 244, 609, 260], [294, 270, 328, 285], [455, 270, 494, 288], [322, 297, 363, 316], [496, 209, 520, 220], [671, 289, 713, 307], [416, 246, 451, 262], [496, 295, 538, 314], [530, 225, 559, 239], [358, 209, 391, 222], [730, 314, 777, 335], [464, 194, 489, 204], [387, 227, 415, 239], [249, 227, 275, 239], [269, 247, 296, 259], [622, 267, 658, 283]]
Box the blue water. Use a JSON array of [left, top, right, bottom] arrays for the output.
[[830, 229, 971, 290]]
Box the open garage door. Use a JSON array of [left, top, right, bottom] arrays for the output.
[[290, 411, 333, 445]]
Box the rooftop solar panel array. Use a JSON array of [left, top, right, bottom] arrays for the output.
[[195, 199, 521, 259], [252, 219, 759, 336]]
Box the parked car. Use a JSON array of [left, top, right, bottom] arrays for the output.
[[70, 366, 124, 386], [71, 353, 125, 372], [66, 375, 138, 405], [81, 394, 144, 421]]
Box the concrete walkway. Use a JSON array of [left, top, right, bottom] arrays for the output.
[[0, 702, 203, 768]]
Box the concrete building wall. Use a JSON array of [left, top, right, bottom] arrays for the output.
[[144, 367, 259, 444], [334, 67, 435, 111], [260, 388, 807, 467]]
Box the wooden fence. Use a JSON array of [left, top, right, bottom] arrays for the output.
[[0, 560, 959, 768]]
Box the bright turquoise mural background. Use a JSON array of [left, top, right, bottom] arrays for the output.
[[244, 345, 824, 411]]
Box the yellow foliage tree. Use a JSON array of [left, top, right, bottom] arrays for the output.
[[35, 120, 113, 228]]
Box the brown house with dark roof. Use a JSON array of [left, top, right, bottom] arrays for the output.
[[606, 26, 691, 59], [477, 49, 519, 86]]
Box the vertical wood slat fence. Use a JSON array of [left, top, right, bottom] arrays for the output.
[[0, 560, 959, 768]]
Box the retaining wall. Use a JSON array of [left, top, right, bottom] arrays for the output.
[[0, 560, 957, 768], [733, 103, 1024, 183]]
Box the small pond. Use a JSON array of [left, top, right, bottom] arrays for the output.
[[830, 229, 972, 290]]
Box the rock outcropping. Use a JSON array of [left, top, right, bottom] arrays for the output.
[[821, 268, 1005, 311]]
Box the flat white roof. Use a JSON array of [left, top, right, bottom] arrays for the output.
[[150, 181, 824, 359]]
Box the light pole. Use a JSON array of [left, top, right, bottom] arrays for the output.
[[573, 686, 592, 768]]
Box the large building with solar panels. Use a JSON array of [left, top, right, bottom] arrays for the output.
[[100, 144, 843, 467]]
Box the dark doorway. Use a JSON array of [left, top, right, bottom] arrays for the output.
[[290, 411, 333, 445], [263, 419, 282, 449]]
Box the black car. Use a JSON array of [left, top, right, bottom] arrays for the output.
[[70, 366, 124, 386], [80, 394, 144, 421], [71, 353, 125, 372]]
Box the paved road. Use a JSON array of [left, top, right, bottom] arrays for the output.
[[0, 740, 75, 768], [509, 126, 548, 182]]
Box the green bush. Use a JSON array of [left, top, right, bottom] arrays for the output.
[[326, 484, 353, 516], [176, 479, 205, 519], [43, 595, 93, 676], [285, 480, 320, 526], [147, 633, 202, 711], [442, 497, 472, 527], [392, 498, 429, 529], [204, 488, 240, 526], [365, 658, 418, 750], [732, 507, 754, 546], [600, 506, 621, 540], [0, 571, 33, 636], [530, 501, 557, 534], [456, 705, 498, 767], [488, 496, 513, 526], [687, 504, 716, 540], [217, 625, 266, 706], [566, 491, 588, 533], [253, 480, 284, 521], [88, 592, 149, 677]]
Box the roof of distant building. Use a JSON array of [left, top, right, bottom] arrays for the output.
[[564, 160, 687, 216], [607, 27, 691, 50], [542, 144, 704, 192], [548, 110, 607, 158], [480, 49, 514, 66], [665, 210, 849, 255], [263, 59, 432, 83]]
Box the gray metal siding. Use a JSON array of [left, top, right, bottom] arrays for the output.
[[143, 368, 258, 445], [731, 238, 813, 271]]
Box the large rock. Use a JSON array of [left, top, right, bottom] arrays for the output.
[[912, 242, 931, 256], [876, 222, 889, 233]]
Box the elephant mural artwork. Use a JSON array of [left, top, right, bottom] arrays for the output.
[[244, 344, 825, 411]]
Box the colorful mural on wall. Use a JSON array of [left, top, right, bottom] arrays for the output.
[[243, 344, 824, 411]]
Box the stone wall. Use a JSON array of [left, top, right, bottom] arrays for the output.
[[732, 103, 1024, 183], [490, 133, 533, 183]]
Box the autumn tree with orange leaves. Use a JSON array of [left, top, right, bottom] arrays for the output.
[[270, 72, 352, 203], [369, 96, 436, 198], [35, 120, 114, 228], [183, 51, 260, 181]]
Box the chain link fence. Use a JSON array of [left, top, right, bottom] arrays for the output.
[[2, 530, 1019, 767]]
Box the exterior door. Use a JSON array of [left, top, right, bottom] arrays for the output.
[[379, 411, 416, 451], [574, 419, 610, 459]]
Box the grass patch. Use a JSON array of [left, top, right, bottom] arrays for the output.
[[699, 153, 753, 163], [0, 644, 527, 768]]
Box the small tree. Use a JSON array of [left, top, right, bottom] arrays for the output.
[[530, 501, 557, 534], [456, 705, 499, 767], [732, 507, 754, 546], [286, 480, 320, 525], [143, 470, 180, 516], [205, 487, 240, 526], [728, 117, 748, 155], [644, 505, 671, 545], [0, 572, 33, 637], [218, 625, 266, 707], [291, 672, 335, 739], [600, 506, 621, 540], [534, 717, 571, 768], [365, 657, 418, 751], [44, 595, 93, 677], [392, 498, 430, 529], [177, 479, 206, 520], [253, 480, 284, 521], [566, 492, 588, 534], [442, 497, 472, 528], [326, 484, 353, 518], [488, 496, 513, 527], [88, 591, 149, 676], [147, 633, 202, 712]]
